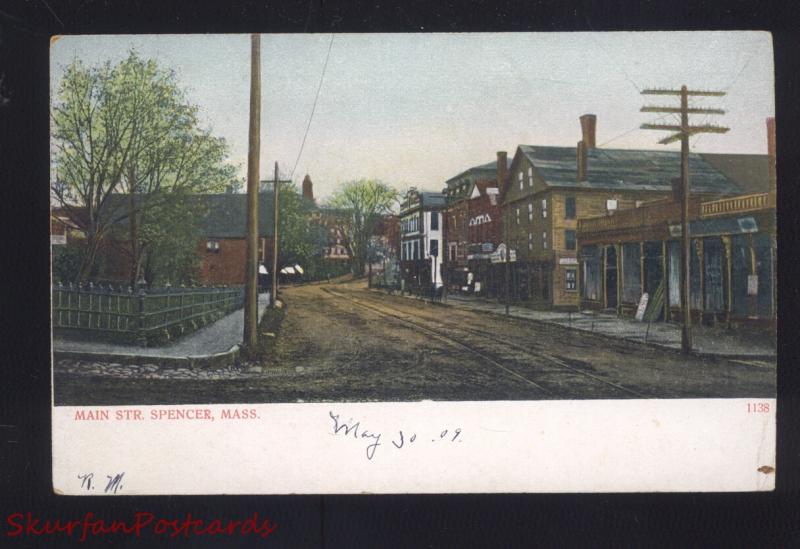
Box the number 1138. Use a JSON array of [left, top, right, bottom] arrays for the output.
[[747, 402, 770, 413]]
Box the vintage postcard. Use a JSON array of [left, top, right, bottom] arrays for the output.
[[51, 32, 776, 494]]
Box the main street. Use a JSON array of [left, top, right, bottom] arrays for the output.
[[54, 279, 775, 406]]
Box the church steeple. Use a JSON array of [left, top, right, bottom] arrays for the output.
[[302, 174, 314, 202]]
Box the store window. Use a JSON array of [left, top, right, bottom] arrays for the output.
[[565, 268, 577, 291]]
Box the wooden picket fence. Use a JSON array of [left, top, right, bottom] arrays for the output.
[[52, 282, 244, 346]]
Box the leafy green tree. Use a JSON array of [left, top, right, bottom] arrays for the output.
[[51, 52, 239, 285], [273, 182, 327, 276], [328, 179, 398, 276]]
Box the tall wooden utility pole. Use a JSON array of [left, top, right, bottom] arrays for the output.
[[640, 86, 728, 354], [243, 34, 262, 351], [504, 209, 510, 316], [271, 161, 280, 306]]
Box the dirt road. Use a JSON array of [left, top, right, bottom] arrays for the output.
[[54, 279, 775, 405]]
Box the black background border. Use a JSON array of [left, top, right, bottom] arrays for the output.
[[1, 1, 798, 546]]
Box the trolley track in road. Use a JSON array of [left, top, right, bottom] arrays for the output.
[[323, 287, 649, 399], [320, 287, 553, 396]]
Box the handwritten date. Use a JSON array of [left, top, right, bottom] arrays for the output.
[[329, 411, 461, 460]]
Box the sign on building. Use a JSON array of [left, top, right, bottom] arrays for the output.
[[747, 275, 759, 296], [490, 243, 516, 263], [635, 292, 650, 321], [51, 234, 67, 245]]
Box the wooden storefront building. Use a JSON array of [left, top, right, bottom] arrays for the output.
[[578, 186, 775, 327]]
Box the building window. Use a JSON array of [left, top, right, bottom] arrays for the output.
[[542, 231, 548, 249], [518, 172, 523, 190], [541, 199, 548, 218], [430, 239, 439, 257], [528, 232, 533, 251], [565, 230, 576, 251], [527, 167, 533, 186], [206, 239, 220, 252], [449, 243, 457, 262], [565, 196, 576, 219], [430, 212, 439, 231], [528, 202, 533, 222], [565, 268, 577, 291], [606, 199, 618, 212], [413, 240, 419, 260], [516, 207, 520, 225]]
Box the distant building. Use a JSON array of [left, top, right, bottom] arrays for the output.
[[399, 188, 446, 291], [303, 175, 351, 263]]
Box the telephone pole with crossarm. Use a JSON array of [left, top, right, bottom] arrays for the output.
[[640, 85, 729, 354]]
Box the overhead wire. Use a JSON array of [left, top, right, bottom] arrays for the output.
[[692, 41, 762, 148], [289, 33, 335, 181]]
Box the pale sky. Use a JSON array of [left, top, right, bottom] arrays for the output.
[[51, 32, 774, 200]]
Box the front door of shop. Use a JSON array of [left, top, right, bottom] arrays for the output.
[[605, 245, 617, 310]]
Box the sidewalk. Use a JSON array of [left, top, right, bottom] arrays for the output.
[[399, 291, 776, 360], [54, 293, 270, 363]]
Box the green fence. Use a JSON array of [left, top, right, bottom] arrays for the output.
[[52, 282, 244, 346]]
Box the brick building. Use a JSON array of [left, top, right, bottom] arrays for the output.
[[442, 154, 509, 293], [196, 192, 276, 285], [499, 114, 743, 309]]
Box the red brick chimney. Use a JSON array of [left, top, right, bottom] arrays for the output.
[[766, 117, 776, 191], [577, 140, 588, 182], [580, 114, 597, 149], [497, 150, 508, 187], [302, 174, 314, 201]]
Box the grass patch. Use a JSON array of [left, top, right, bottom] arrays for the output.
[[241, 301, 287, 363]]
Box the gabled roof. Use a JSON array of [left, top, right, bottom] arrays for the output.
[[699, 153, 771, 194], [517, 145, 746, 195], [202, 193, 276, 238], [99, 193, 276, 238], [419, 191, 447, 208], [400, 189, 446, 213], [445, 158, 512, 187]]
